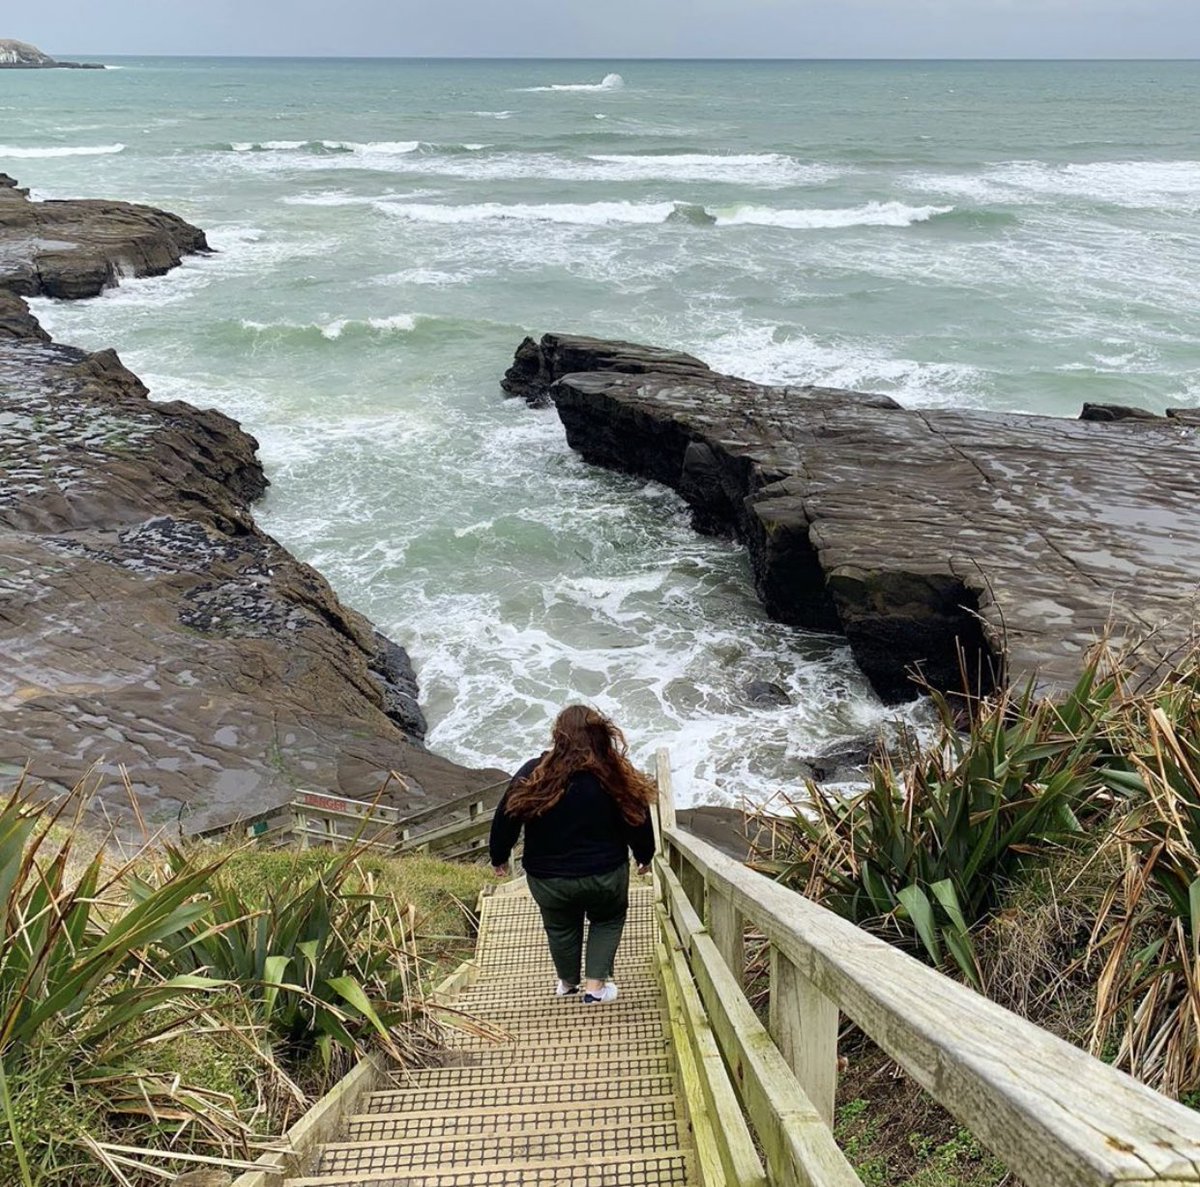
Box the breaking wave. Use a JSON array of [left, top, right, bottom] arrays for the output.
[[376, 199, 678, 226], [714, 201, 954, 229], [520, 72, 625, 93], [375, 198, 954, 229], [229, 139, 422, 155], [0, 142, 125, 158], [238, 313, 421, 341]]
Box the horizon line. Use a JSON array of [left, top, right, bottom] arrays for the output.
[[54, 53, 1200, 63]]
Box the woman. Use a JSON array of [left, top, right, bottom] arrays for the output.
[[489, 704, 657, 1003]]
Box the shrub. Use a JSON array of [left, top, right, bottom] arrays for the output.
[[760, 657, 1120, 985]]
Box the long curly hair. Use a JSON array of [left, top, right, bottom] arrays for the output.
[[505, 704, 658, 825]]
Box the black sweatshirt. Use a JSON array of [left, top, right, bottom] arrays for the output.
[[488, 756, 656, 878]]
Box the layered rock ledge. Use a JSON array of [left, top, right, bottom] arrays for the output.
[[505, 333, 1200, 701], [2, 178, 500, 833]]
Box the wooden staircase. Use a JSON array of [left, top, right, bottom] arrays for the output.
[[281, 880, 696, 1186]]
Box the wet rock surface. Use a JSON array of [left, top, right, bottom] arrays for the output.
[[505, 333, 1200, 701], [2, 183, 502, 834], [0, 176, 209, 300]]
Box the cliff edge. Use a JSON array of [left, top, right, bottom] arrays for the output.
[[1, 176, 502, 834]]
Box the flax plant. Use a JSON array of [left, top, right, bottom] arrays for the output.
[[0, 780, 237, 1185], [762, 654, 1121, 987], [135, 843, 429, 1072], [1090, 658, 1200, 1096]]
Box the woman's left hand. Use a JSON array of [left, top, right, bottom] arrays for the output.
[[492, 863, 510, 878]]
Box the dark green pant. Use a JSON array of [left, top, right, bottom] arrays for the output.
[[527, 864, 630, 983]]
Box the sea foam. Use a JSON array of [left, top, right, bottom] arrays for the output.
[[715, 201, 954, 229], [374, 198, 952, 230], [0, 143, 125, 158], [375, 199, 678, 226], [520, 72, 625, 93]]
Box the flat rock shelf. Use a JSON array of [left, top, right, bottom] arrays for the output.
[[504, 332, 1200, 701]]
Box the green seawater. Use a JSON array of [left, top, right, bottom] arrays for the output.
[[7, 58, 1199, 802]]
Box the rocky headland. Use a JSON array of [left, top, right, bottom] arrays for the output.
[[1, 175, 501, 835], [0, 39, 102, 69], [504, 333, 1200, 702]]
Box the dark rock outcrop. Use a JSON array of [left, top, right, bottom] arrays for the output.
[[502, 332, 711, 408], [0, 39, 102, 69], [1079, 403, 1162, 423], [504, 333, 1200, 702], [2, 181, 502, 834], [676, 806, 771, 862], [743, 680, 792, 708], [0, 180, 209, 300]]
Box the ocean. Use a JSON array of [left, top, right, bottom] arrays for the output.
[[6, 57, 1199, 804]]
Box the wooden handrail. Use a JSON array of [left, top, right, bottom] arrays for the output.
[[652, 747, 1200, 1187]]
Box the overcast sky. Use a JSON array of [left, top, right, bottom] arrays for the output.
[[13, 0, 1200, 60]]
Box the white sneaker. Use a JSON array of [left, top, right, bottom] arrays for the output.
[[583, 982, 619, 1004], [555, 979, 579, 997]]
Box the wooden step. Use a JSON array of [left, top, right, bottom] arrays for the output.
[[382, 1052, 671, 1089], [344, 1095, 680, 1142], [284, 1149, 692, 1186], [450, 982, 662, 1003], [363, 1073, 676, 1114], [318, 1117, 686, 1173], [443, 1014, 666, 1043]]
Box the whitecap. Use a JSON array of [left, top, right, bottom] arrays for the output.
[[715, 201, 953, 229], [374, 199, 677, 226], [321, 139, 421, 155], [240, 314, 421, 340], [0, 142, 125, 159], [520, 72, 624, 93], [585, 152, 837, 186], [229, 139, 308, 152], [473, 110, 514, 119], [906, 158, 1200, 212]]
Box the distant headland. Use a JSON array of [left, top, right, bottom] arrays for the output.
[[0, 38, 103, 69]]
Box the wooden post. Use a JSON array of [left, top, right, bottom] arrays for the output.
[[708, 887, 745, 989], [654, 746, 677, 833], [769, 945, 839, 1126], [680, 860, 706, 918]]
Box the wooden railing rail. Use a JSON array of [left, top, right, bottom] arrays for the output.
[[290, 790, 405, 850], [652, 747, 1200, 1187], [392, 780, 508, 859], [190, 781, 510, 860]]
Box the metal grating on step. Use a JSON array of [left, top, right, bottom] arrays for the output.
[[320, 1120, 683, 1173], [384, 1053, 670, 1088], [287, 1152, 692, 1186], [365, 1075, 675, 1114], [344, 1097, 679, 1142]]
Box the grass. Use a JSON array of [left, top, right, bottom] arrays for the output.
[[834, 1047, 1010, 1187], [212, 845, 489, 980], [0, 783, 492, 1187]]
